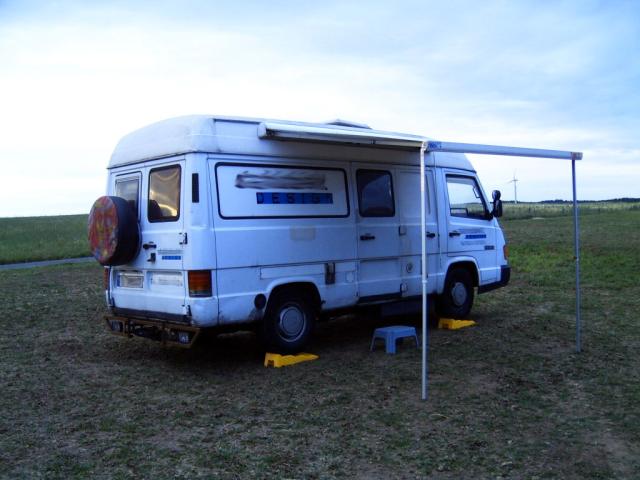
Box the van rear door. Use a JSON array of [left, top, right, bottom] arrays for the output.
[[111, 159, 188, 319]]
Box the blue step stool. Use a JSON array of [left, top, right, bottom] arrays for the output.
[[370, 326, 419, 354]]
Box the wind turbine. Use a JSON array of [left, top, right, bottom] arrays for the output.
[[507, 171, 519, 204]]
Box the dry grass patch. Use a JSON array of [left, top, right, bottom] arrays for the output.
[[1, 211, 639, 478]]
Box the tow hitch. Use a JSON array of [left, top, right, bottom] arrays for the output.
[[105, 315, 200, 348]]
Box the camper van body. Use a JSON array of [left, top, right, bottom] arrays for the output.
[[101, 115, 509, 349]]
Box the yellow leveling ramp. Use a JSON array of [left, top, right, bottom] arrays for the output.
[[264, 352, 319, 368], [438, 318, 476, 330]]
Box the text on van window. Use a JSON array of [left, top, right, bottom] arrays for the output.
[[216, 164, 349, 218], [256, 192, 333, 204]]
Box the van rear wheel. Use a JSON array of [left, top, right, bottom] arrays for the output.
[[437, 267, 474, 319], [261, 290, 316, 354]]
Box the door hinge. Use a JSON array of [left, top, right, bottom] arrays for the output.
[[179, 232, 188, 245]]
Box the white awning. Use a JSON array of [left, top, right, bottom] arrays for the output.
[[258, 121, 425, 149], [426, 141, 582, 160], [258, 121, 583, 161]]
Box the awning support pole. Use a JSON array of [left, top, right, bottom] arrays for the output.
[[572, 156, 582, 353], [420, 144, 428, 400]]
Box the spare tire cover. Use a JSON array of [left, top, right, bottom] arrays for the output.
[[88, 196, 140, 266]]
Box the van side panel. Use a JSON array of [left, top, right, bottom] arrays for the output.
[[395, 168, 442, 297], [209, 156, 358, 324], [182, 153, 219, 326], [183, 153, 216, 271]]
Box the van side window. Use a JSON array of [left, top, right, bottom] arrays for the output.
[[446, 175, 489, 219], [115, 178, 139, 219], [216, 164, 349, 218], [356, 169, 395, 217], [148, 165, 181, 222]]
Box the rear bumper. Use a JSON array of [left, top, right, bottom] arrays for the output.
[[105, 314, 201, 348], [112, 307, 190, 324], [478, 265, 511, 294]]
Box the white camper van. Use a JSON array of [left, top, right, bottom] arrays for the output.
[[88, 115, 510, 352]]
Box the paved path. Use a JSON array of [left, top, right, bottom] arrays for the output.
[[0, 257, 94, 271]]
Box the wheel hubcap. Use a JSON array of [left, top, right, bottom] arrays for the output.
[[278, 305, 306, 341], [451, 282, 467, 307]]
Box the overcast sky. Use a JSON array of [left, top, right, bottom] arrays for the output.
[[1, 0, 638, 217]]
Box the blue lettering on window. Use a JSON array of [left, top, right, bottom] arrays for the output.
[[256, 192, 333, 204]]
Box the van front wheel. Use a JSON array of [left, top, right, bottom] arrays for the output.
[[437, 268, 474, 319], [261, 291, 316, 354]]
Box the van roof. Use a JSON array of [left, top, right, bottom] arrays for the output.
[[109, 115, 474, 172]]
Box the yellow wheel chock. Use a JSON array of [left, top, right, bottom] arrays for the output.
[[437, 318, 476, 330], [264, 352, 319, 368]]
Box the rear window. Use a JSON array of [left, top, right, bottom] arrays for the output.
[[115, 178, 139, 219], [148, 165, 181, 222]]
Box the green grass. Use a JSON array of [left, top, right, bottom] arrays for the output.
[[0, 214, 90, 264], [0, 210, 639, 478], [1, 202, 636, 264], [501, 200, 640, 220]]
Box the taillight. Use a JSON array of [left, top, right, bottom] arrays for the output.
[[103, 267, 111, 290], [503, 245, 509, 261], [188, 270, 212, 297]]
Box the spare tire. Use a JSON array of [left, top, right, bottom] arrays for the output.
[[88, 196, 140, 266]]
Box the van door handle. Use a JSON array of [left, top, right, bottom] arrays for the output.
[[360, 234, 376, 241], [449, 231, 461, 237], [426, 232, 436, 238], [143, 242, 156, 250]]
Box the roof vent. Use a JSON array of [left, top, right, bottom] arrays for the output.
[[324, 119, 372, 129]]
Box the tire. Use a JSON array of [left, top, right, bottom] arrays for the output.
[[88, 196, 140, 266], [261, 290, 316, 354], [437, 267, 475, 319]]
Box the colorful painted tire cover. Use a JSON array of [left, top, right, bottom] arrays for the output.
[[88, 196, 139, 266]]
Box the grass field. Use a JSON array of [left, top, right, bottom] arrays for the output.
[[1, 210, 639, 478], [0, 202, 638, 265], [0, 214, 90, 264], [501, 200, 640, 220]]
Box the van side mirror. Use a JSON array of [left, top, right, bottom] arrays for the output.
[[491, 190, 503, 218]]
